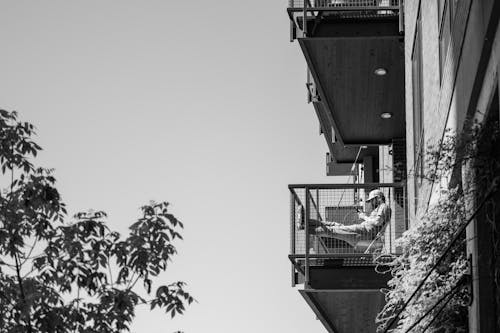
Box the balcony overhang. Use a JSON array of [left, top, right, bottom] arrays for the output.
[[298, 34, 404, 145], [300, 289, 385, 333], [315, 101, 381, 176], [331, 143, 379, 163], [326, 159, 353, 176]]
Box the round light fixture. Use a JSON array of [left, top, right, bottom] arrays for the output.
[[374, 67, 387, 76], [380, 112, 393, 119]]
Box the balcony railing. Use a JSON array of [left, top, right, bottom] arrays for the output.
[[288, 0, 404, 40], [288, 0, 401, 10], [289, 183, 407, 286]]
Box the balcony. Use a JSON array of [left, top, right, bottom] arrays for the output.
[[289, 183, 407, 333], [287, 0, 405, 146], [326, 144, 380, 176]]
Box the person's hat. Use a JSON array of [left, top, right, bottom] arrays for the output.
[[367, 189, 384, 201]]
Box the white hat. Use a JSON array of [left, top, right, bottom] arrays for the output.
[[367, 189, 384, 201]]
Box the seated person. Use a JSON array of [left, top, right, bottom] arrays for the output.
[[297, 189, 391, 248]]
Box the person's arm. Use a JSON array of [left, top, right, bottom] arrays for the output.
[[359, 204, 387, 228]]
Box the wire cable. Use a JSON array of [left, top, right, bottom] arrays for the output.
[[403, 274, 467, 333]]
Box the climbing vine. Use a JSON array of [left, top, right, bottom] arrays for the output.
[[376, 118, 500, 333]]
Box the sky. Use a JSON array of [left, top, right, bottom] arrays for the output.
[[0, 1, 336, 332]]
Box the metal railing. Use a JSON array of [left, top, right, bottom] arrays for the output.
[[289, 183, 407, 286], [288, 0, 401, 9], [288, 0, 404, 40]]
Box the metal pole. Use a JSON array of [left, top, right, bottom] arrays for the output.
[[291, 192, 297, 257], [290, 193, 297, 287], [305, 187, 310, 288], [389, 187, 392, 252], [316, 188, 320, 253]]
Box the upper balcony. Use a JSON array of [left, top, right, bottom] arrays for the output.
[[289, 182, 407, 333], [326, 143, 380, 176], [287, 0, 405, 146]]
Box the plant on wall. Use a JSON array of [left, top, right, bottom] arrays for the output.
[[376, 119, 500, 333]]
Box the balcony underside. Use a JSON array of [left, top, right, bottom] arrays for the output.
[[314, 101, 380, 160], [299, 34, 404, 145], [300, 289, 385, 333], [315, 101, 380, 175]]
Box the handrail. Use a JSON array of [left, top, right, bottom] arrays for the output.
[[289, 182, 404, 190], [287, 0, 404, 41], [288, 0, 401, 11]]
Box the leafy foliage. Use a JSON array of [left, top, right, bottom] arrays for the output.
[[0, 110, 193, 332], [376, 188, 469, 333], [376, 121, 500, 333]]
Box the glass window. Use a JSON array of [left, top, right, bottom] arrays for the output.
[[412, 12, 424, 207], [438, 0, 458, 81]]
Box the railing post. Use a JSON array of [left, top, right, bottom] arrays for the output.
[[305, 186, 310, 288], [316, 188, 320, 253]]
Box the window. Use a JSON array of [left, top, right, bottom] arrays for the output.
[[438, 0, 459, 81], [412, 11, 424, 205]]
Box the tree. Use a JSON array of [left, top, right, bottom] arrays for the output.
[[0, 110, 194, 332]]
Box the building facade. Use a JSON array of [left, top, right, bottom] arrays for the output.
[[406, 1, 500, 332], [287, 0, 500, 332]]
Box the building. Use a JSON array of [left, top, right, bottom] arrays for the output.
[[287, 0, 500, 332]]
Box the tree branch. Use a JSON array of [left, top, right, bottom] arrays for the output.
[[14, 253, 32, 333]]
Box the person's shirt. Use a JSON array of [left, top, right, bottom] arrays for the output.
[[360, 202, 391, 233]]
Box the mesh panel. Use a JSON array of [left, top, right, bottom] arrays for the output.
[[290, 184, 406, 261]]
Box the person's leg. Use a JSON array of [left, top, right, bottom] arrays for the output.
[[315, 227, 360, 247], [297, 218, 328, 231], [334, 223, 368, 234]]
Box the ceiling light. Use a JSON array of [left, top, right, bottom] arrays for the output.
[[374, 68, 387, 76], [380, 112, 393, 119]]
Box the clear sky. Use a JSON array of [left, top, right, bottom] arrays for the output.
[[0, 1, 336, 332]]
